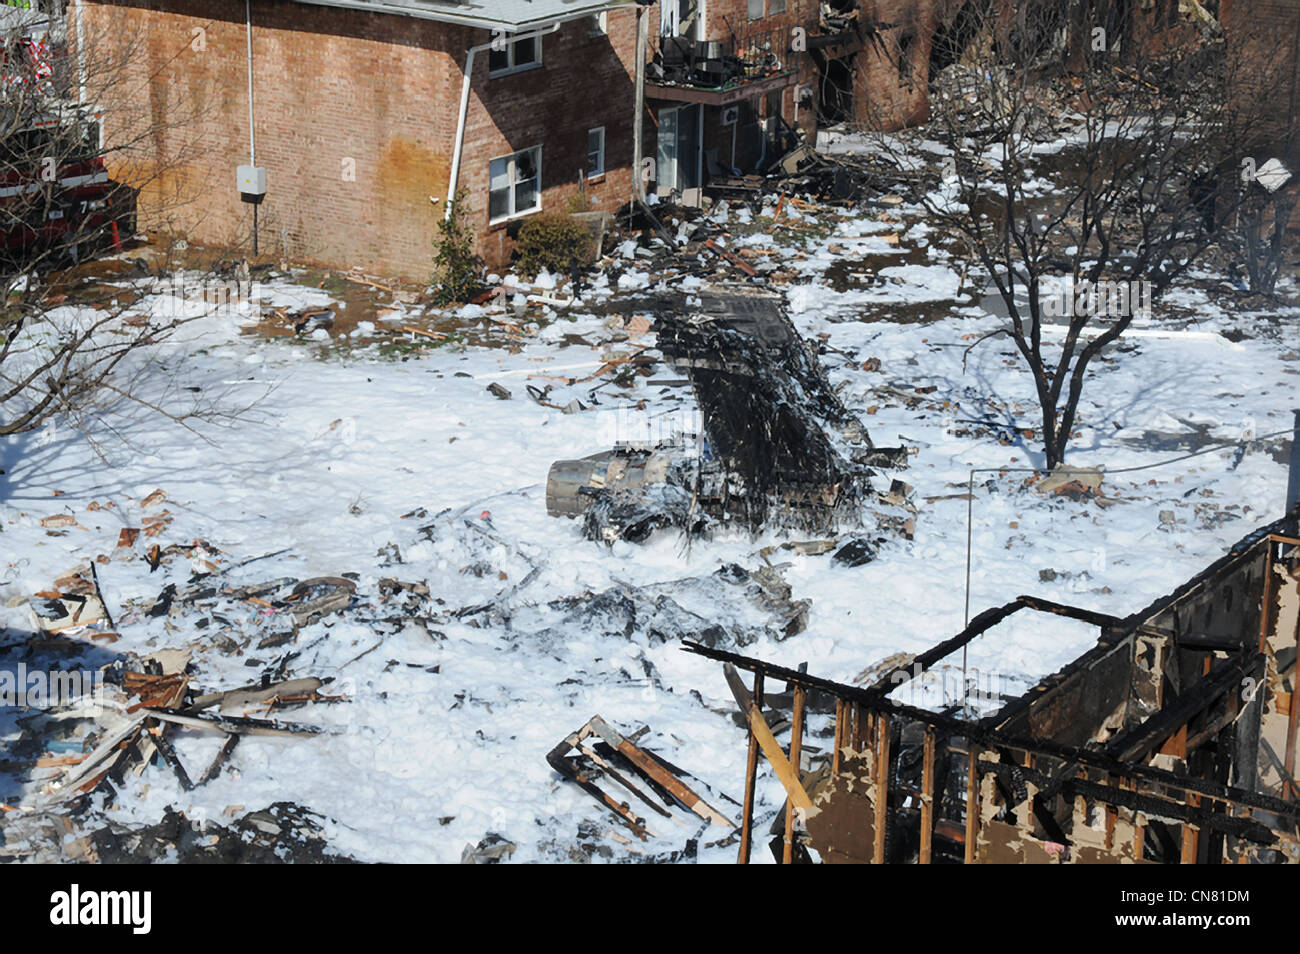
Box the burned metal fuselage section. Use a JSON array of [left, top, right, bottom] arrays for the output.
[[546, 286, 909, 544], [689, 510, 1300, 864]]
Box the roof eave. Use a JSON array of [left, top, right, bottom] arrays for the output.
[[285, 0, 632, 32]]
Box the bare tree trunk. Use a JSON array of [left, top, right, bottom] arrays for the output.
[[856, 0, 1287, 470]]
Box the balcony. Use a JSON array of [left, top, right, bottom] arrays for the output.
[[803, 2, 888, 57], [646, 27, 799, 106]]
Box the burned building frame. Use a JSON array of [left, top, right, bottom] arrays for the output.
[[687, 508, 1300, 863]]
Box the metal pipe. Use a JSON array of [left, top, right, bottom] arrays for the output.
[[447, 23, 561, 220], [74, 0, 86, 104], [632, 6, 648, 202], [246, 0, 257, 255], [245, 0, 255, 167]]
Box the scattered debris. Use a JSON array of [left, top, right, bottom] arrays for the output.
[[547, 715, 735, 844], [460, 832, 517, 864], [72, 803, 356, 864], [1035, 468, 1104, 501]]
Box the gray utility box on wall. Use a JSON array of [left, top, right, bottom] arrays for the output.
[[237, 165, 266, 204]]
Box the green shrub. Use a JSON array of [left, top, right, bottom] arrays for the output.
[[515, 211, 594, 279], [431, 189, 483, 305]]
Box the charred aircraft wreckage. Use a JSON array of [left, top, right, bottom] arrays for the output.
[[545, 286, 912, 546]]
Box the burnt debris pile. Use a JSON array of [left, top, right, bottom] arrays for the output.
[[547, 286, 911, 544]]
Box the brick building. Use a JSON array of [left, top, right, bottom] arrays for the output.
[[70, 0, 960, 277], [810, 0, 949, 131], [75, 0, 642, 276], [1221, 0, 1300, 161], [642, 0, 948, 204]]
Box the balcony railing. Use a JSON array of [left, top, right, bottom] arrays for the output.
[[648, 27, 797, 92]]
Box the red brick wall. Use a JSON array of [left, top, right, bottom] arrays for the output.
[[79, 0, 640, 278], [853, 0, 942, 129], [1223, 0, 1300, 159], [711, 0, 943, 132], [459, 9, 640, 270]]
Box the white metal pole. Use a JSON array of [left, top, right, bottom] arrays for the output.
[[245, 0, 256, 166]]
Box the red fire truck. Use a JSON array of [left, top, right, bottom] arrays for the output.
[[0, 100, 116, 257]]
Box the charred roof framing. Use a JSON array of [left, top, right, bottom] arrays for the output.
[[687, 507, 1300, 864]]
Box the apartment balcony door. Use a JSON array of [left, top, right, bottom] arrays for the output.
[[656, 103, 702, 204], [660, 0, 701, 40]]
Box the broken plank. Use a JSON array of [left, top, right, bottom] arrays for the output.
[[589, 717, 734, 828], [703, 240, 758, 276], [143, 708, 326, 738], [198, 734, 240, 786], [723, 664, 811, 812]]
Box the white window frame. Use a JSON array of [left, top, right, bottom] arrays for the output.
[[488, 146, 542, 224], [587, 127, 606, 179], [488, 34, 543, 77]]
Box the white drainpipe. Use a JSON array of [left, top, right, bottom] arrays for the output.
[[74, 0, 86, 103], [245, 0, 256, 167], [446, 22, 561, 220]]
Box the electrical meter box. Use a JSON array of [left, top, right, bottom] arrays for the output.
[[237, 165, 266, 200]]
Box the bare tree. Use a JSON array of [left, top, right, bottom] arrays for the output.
[[0, 3, 258, 443], [860, 0, 1292, 469]]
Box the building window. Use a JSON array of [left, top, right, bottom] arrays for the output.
[[489, 147, 541, 222], [587, 12, 607, 35], [587, 127, 605, 178], [488, 34, 541, 76], [898, 34, 914, 86], [747, 0, 764, 21], [770, 0, 786, 13]]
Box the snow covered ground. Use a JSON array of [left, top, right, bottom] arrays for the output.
[[1, 156, 1297, 863]]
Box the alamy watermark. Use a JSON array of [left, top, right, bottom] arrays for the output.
[[594, 404, 703, 448], [887, 662, 1021, 713], [0, 664, 105, 708], [1039, 276, 1153, 320], [151, 269, 265, 321]]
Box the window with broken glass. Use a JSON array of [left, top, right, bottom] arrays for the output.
[[898, 34, 915, 86], [489, 147, 541, 222], [488, 35, 540, 76], [587, 127, 605, 178]]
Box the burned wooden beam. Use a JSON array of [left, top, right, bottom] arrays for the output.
[[143, 708, 326, 738], [198, 734, 241, 786], [547, 715, 733, 845], [684, 640, 1300, 824], [1104, 654, 1264, 764], [148, 727, 195, 792]]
